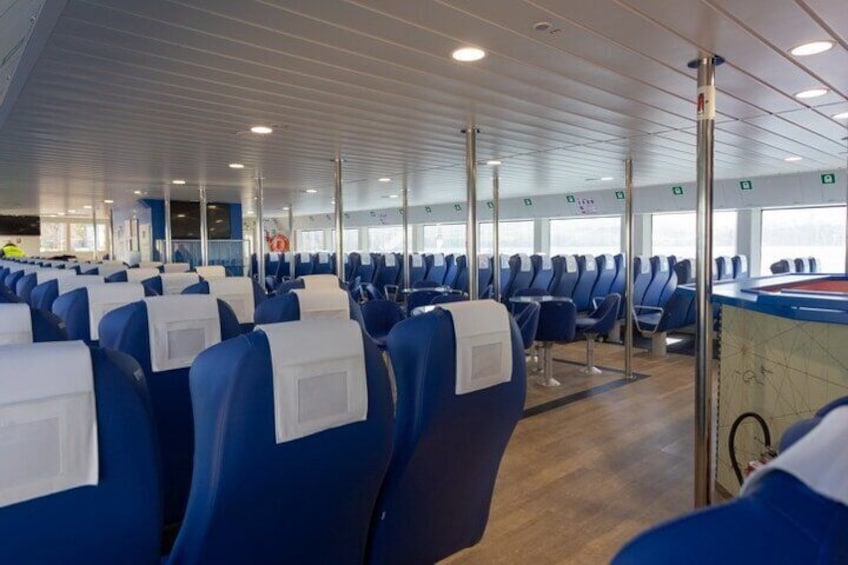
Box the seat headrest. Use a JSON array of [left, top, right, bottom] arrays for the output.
[[291, 289, 349, 320], [35, 269, 76, 284], [432, 253, 445, 267], [742, 406, 848, 507], [206, 277, 255, 324], [637, 256, 650, 274], [737, 255, 748, 270], [412, 254, 424, 268], [0, 303, 33, 344], [540, 255, 552, 270], [384, 253, 396, 267], [195, 266, 226, 280], [317, 252, 330, 264], [162, 263, 190, 274], [144, 295, 222, 372], [602, 254, 615, 270], [96, 264, 127, 278], [256, 319, 368, 444], [126, 267, 160, 283], [160, 273, 200, 295], [0, 341, 98, 508], [517, 254, 532, 272], [656, 256, 669, 272], [439, 300, 513, 395], [139, 261, 162, 269], [301, 274, 340, 290], [298, 252, 311, 262], [499, 254, 511, 269], [283, 252, 293, 263], [86, 283, 145, 340], [477, 253, 491, 269], [565, 255, 578, 272], [57, 275, 104, 295], [360, 253, 372, 266], [583, 255, 596, 271]]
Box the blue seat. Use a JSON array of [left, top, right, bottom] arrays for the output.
[[0, 302, 68, 343], [631, 256, 653, 309], [368, 301, 526, 564], [424, 253, 448, 285], [808, 257, 820, 273], [610, 253, 626, 301], [99, 295, 241, 527], [770, 258, 793, 274], [731, 255, 749, 279], [641, 256, 671, 309], [572, 254, 599, 312], [4, 269, 25, 295], [794, 257, 811, 273], [575, 293, 621, 374], [254, 289, 364, 326], [513, 301, 541, 351], [430, 293, 467, 305], [361, 299, 405, 350], [275, 278, 306, 294], [551, 255, 579, 298], [52, 283, 147, 345], [104, 266, 160, 284], [182, 277, 267, 333], [476, 254, 494, 297], [780, 396, 848, 451], [659, 256, 678, 306], [716, 256, 734, 280], [533, 296, 578, 387], [442, 254, 460, 288], [590, 254, 617, 305], [674, 258, 694, 285], [16, 270, 78, 305], [634, 289, 694, 356], [373, 253, 401, 299], [501, 253, 534, 300], [406, 289, 442, 316], [168, 319, 393, 564], [294, 252, 314, 278], [0, 342, 162, 565], [407, 253, 428, 288], [313, 251, 333, 274], [447, 255, 467, 292], [350, 252, 376, 286], [530, 255, 555, 291]]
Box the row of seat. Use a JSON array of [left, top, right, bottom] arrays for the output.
[[770, 256, 821, 274]]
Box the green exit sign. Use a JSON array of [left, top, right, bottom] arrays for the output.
[[523, 198, 533, 206], [566, 195, 576, 203], [615, 191, 625, 200], [486, 201, 494, 209], [821, 173, 836, 185], [398, 209, 403, 215], [344, 213, 350, 219], [454, 204, 462, 212], [425, 206, 432, 213], [739, 180, 753, 190], [672, 186, 684, 196]]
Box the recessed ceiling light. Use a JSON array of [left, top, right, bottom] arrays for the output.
[[600, 176, 615, 181], [250, 125, 273, 134], [486, 160, 502, 166], [795, 88, 829, 99], [48, 214, 57, 218], [451, 47, 486, 62], [282, 206, 290, 211], [133, 190, 142, 195], [103, 199, 114, 204], [67, 209, 76, 213], [833, 111, 848, 121], [83, 205, 92, 209], [172, 179, 186, 185], [305, 189, 318, 194], [215, 219, 223, 224], [229, 163, 245, 169], [789, 40, 834, 57], [177, 214, 186, 218], [388, 194, 399, 199], [784, 156, 803, 162], [57, 212, 65, 216], [378, 177, 391, 182]]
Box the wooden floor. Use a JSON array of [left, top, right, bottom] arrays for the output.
[[443, 341, 696, 565]]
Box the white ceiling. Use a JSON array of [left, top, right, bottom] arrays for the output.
[[0, 0, 846, 219]]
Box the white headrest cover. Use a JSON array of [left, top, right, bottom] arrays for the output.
[[518, 254, 532, 272], [160, 273, 200, 295], [139, 261, 162, 269], [144, 295, 222, 372], [195, 266, 226, 280], [97, 265, 126, 278], [500, 254, 511, 269], [126, 268, 160, 283], [737, 255, 748, 271], [0, 341, 98, 508], [100, 261, 124, 267], [477, 253, 491, 269], [742, 406, 848, 507], [412, 254, 424, 268], [602, 254, 615, 270], [257, 319, 367, 444], [432, 253, 445, 267], [384, 253, 396, 267], [583, 255, 596, 271], [439, 300, 513, 395], [360, 253, 372, 266], [7, 264, 25, 272], [638, 256, 650, 274], [301, 275, 340, 290], [540, 255, 552, 270], [298, 252, 311, 263], [0, 304, 33, 345], [317, 252, 330, 264], [57, 275, 104, 296], [282, 252, 293, 263], [657, 256, 669, 272], [162, 263, 190, 274], [207, 277, 255, 324], [292, 289, 349, 320], [86, 283, 145, 341], [35, 269, 76, 284]]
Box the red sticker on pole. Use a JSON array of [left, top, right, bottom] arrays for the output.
[[697, 86, 716, 120]]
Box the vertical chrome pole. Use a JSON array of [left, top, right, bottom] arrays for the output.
[[690, 54, 721, 508], [199, 185, 209, 267], [624, 158, 635, 380], [492, 165, 501, 302], [255, 176, 266, 285], [164, 185, 173, 264], [91, 207, 99, 262], [465, 128, 479, 300], [288, 205, 296, 254], [108, 207, 115, 261], [844, 136, 847, 273], [334, 158, 345, 282], [402, 175, 410, 290]]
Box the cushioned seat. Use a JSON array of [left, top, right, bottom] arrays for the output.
[[15, 269, 78, 305], [529, 254, 556, 291], [294, 252, 314, 278], [182, 277, 267, 332], [31, 275, 105, 312], [143, 273, 200, 296], [361, 299, 405, 350], [168, 318, 393, 564], [52, 283, 147, 345], [572, 255, 598, 311], [0, 302, 69, 343], [551, 255, 579, 298], [313, 252, 333, 274], [731, 255, 748, 279], [194, 265, 226, 280], [575, 294, 621, 374], [254, 289, 364, 326], [407, 253, 428, 288]]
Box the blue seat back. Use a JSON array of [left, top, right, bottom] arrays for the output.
[[631, 256, 652, 307], [169, 321, 393, 564], [551, 255, 579, 298], [98, 297, 241, 525], [572, 254, 599, 311], [716, 256, 734, 280], [732, 255, 749, 279], [294, 252, 314, 277], [452, 255, 469, 293], [373, 253, 401, 294], [361, 299, 406, 346], [5, 269, 24, 295], [0, 345, 162, 564], [674, 259, 694, 285], [530, 255, 555, 291], [313, 252, 333, 274], [182, 279, 268, 332], [442, 254, 459, 288], [808, 257, 820, 273], [655, 289, 694, 333], [642, 256, 671, 308], [51, 284, 148, 345], [350, 252, 375, 284], [477, 254, 493, 297], [425, 253, 448, 284], [580, 293, 621, 335], [591, 254, 617, 301], [794, 257, 811, 273], [254, 292, 364, 326], [408, 253, 428, 287], [513, 301, 541, 350], [770, 259, 793, 274], [610, 253, 626, 298], [659, 256, 678, 306], [369, 304, 526, 564]]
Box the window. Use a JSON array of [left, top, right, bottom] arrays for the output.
[[479, 221, 534, 255], [69, 223, 108, 253], [423, 223, 465, 254], [328, 228, 360, 253], [40, 222, 67, 252], [651, 211, 738, 259], [760, 206, 846, 274], [368, 226, 404, 252], [297, 230, 325, 252], [550, 216, 621, 257]]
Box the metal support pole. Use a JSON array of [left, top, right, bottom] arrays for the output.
[[288, 205, 296, 254], [402, 176, 410, 290], [334, 158, 345, 282], [843, 136, 847, 273], [91, 208, 98, 262], [108, 207, 115, 261], [464, 128, 479, 299], [492, 165, 501, 302], [624, 158, 635, 380], [255, 176, 266, 285], [199, 185, 209, 267], [164, 185, 173, 264], [690, 54, 722, 508]]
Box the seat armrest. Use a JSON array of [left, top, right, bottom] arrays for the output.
[[632, 305, 664, 334]]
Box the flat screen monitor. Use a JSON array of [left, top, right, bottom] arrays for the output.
[[0, 215, 40, 236], [170, 202, 231, 240]]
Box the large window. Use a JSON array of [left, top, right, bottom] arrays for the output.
[[760, 206, 846, 273], [40, 222, 67, 253], [297, 230, 325, 252], [69, 223, 108, 253], [652, 211, 738, 259], [550, 216, 621, 257], [368, 226, 404, 252], [328, 228, 361, 254], [479, 221, 534, 255], [423, 223, 465, 254]]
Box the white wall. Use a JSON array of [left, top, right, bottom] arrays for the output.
[[0, 235, 39, 256]]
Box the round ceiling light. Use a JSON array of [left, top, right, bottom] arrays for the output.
[[789, 40, 834, 57], [83, 205, 92, 209], [250, 125, 273, 134], [833, 111, 848, 121], [305, 189, 318, 194], [229, 163, 245, 169], [486, 160, 502, 166], [784, 156, 803, 162], [600, 176, 615, 181], [171, 179, 186, 185], [103, 199, 114, 204], [388, 194, 399, 199], [378, 177, 391, 182], [795, 88, 829, 99], [451, 47, 486, 62]]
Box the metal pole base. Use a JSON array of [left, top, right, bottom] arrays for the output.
[[536, 342, 561, 387], [580, 366, 603, 375]]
